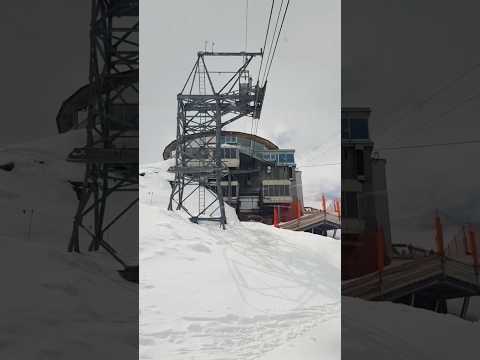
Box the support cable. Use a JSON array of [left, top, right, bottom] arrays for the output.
[[262, 0, 285, 85], [373, 61, 480, 141], [245, 0, 249, 53], [256, 0, 275, 81], [263, 0, 290, 85], [250, 0, 275, 155]]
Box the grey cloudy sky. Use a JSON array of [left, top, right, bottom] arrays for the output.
[[140, 0, 341, 205], [1, 1, 89, 145], [343, 0, 480, 247]]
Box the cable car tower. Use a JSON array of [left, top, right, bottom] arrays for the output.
[[67, 0, 139, 270], [168, 51, 266, 227]]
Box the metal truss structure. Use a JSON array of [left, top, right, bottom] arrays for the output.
[[68, 0, 138, 268], [168, 51, 266, 227]]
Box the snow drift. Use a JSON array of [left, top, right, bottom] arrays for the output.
[[139, 161, 341, 359], [0, 131, 137, 359], [342, 296, 480, 359]]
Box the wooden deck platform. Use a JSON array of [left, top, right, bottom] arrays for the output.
[[278, 210, 341, 233], [342, 255, 480, 301]]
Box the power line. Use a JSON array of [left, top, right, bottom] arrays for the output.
[[409, 89, 480, 136], [384, 89, 480, 148], [377, 139, 480, 151], [299, 162, 340, 168], [373, 61, 480, 140]]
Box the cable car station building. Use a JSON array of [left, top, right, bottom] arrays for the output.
[[163, 131, 303, 224]]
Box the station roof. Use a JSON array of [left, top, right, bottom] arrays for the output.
[[162, 131, 279, 160]]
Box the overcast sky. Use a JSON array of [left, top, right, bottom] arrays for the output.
[[0, 1, 89, 145], [343, 0, 480, 247], [140, 0, 341, 205]]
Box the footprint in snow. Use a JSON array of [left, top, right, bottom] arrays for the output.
[[189, 243, 211, 253]]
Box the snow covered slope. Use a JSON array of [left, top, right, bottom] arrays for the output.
[[0, 131, 137, 359], [342, 297, 480, 359], [139, 161, 341, 359]]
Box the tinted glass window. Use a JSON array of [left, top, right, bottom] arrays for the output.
[[341, 118, 349, 139], [350, 118, 369, 139]]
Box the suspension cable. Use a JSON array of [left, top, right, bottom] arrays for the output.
[[263, 0, 290, 85], [257, 0, 275, 81], [262, 0, 284, 85]]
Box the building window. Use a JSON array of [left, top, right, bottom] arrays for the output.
[[356, 149, 364, 176], [221, 148, 238, 159], [276, 152, 295, 164], [263, 184, 290, 197], [221, 185, 237, 197], [350, 119, 369, 139], [223, 135, 238, 144], [262, 152, 276, 162], [342, 191, 358, 217], [341, 118, 349, 139], [341, 118, 369, 140]]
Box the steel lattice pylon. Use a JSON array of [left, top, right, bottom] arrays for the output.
[[68, 0, 138, 268], [168, 51, 266, 227]]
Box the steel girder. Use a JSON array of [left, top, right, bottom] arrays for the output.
[[68, 0, 138, 267], [168, 51, 266, 228]]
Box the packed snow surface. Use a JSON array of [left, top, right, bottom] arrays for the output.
[[139, 161, 341, 359]]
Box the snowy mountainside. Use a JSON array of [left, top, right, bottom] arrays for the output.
[[0, 130, 138, 261], [0, 131, 137, 359], [342, 297, 480, 359], [139, 161, 341, 359]]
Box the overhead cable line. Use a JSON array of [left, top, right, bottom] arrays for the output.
[[377, 139, 480, 151], [374, 61, 480, 140], [263, 0, 290, 86], [250, 0, 275, 155], [401, 89, 480, 137], [256, 0, 275, 82], [299, 162, 341, 168], [254, 0, 290, 145], [245, 0, 249, 52], [380, 89, 480, 148], [261, 0, 285, 85]]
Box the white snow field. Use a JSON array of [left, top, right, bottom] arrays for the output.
[[0, 131, 137, 359], [342, 297, 480, 359], [139, 161, 341, 359]]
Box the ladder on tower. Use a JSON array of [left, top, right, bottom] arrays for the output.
[[198, 182, 206, 216]]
